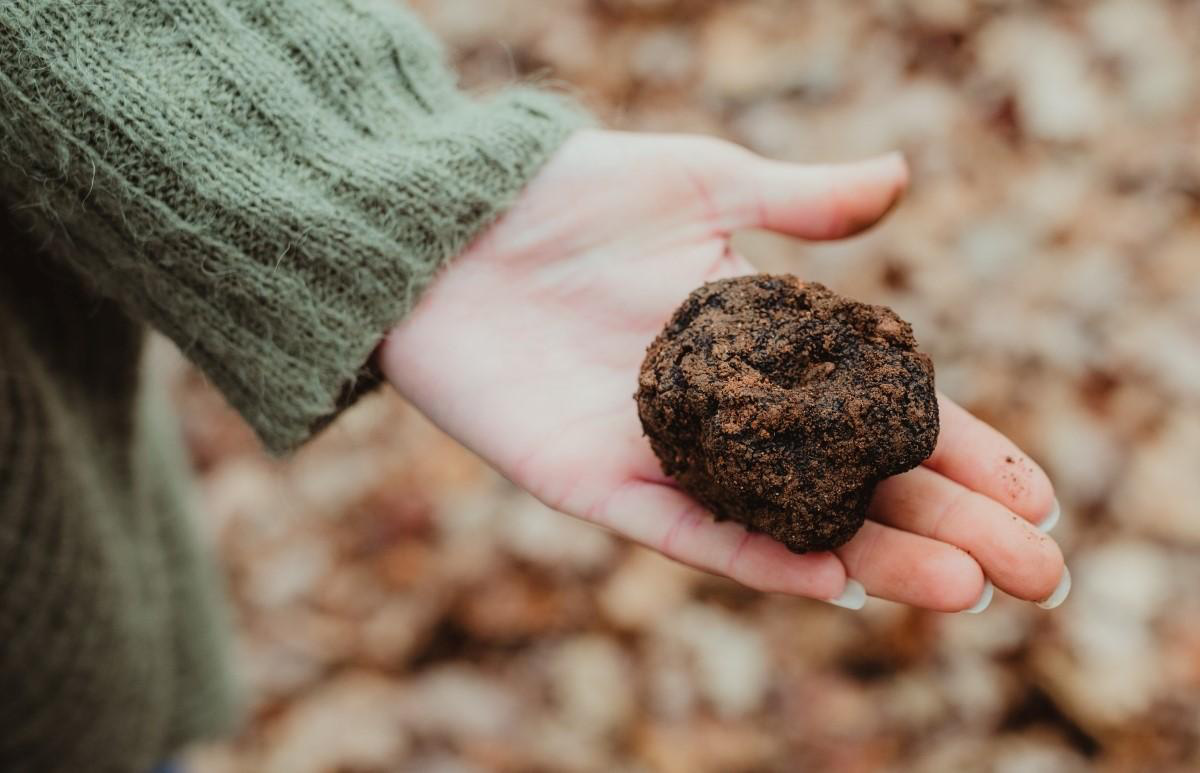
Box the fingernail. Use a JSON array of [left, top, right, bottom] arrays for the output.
[[963, 579, 994, 614], [860, 151, 905, 174], [825, 578, 866, 610], [1036, 567, 1071, 610], [1038, 498, 1061, 533]]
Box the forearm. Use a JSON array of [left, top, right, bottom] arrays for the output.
[[0, 0, 590, 453]]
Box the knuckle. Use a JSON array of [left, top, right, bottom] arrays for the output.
[[930, 488, 980, 542], [927, 552, 986, 611], [726, 536, 780, 593]]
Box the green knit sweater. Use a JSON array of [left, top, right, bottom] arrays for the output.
[[0, 1, 589, 770]]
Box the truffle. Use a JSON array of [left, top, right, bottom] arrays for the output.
[[636, 275, 939, 553]]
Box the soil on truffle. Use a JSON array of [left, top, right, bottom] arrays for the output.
[[636, 275, 939, 553]]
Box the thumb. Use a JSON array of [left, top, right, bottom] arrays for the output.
[[740, 152, 909, 241]]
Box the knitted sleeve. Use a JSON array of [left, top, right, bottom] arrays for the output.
[[0, 0, 592, 454]]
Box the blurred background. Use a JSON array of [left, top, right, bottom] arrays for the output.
[[177, 1, 1200, 771]]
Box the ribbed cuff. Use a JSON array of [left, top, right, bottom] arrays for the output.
[[242, 89, 594, 454]]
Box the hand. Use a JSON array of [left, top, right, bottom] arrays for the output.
[[379, 129, 1068, 612]]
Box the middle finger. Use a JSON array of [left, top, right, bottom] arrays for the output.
[[869, 465, 1065, 602]]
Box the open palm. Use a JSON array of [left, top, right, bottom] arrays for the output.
[[380, 129, 1068, 612]]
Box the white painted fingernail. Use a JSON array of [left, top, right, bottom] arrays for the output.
[[1037, 567, 1071, 609], [1038, 498, 1061, 533], [963, 579, 994, 614], [825, 579, 866, 610]]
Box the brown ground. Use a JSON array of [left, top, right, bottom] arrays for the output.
[[174, 2, 1200, 772], [637, 276, 938, 552]]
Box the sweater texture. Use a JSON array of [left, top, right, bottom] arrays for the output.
[[0, 0, 590, 770]]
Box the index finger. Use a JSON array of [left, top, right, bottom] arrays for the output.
[[591, 479, 850, 602], [924, 393, 1057, 526]]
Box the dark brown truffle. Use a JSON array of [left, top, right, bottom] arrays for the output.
[[636, 275, 939, 553]]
